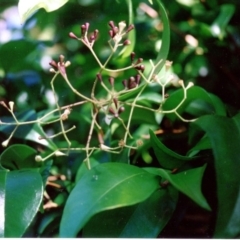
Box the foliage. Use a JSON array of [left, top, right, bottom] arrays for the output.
[[0, 0, 240, 238]]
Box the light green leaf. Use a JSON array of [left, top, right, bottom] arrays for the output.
[[153, 0, 170, 74], [18, 0, 69, 23], [0, 169, 43, 237], [60, 163, 160, 237]]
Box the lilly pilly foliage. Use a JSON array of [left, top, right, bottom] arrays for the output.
[[0, 0, 240, 238]]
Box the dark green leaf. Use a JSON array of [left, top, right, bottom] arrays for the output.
[[146, 165, 211, 211], [83, 186, 178, 237], [0, 144, 40, 170], [60, 163, 160, 237], [163, 86, 226, 121], [149, 129, 196, 169], [195, 114, 240, 237]]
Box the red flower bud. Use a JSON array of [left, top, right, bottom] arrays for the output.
[[108, 77, 114, 87], [96, 73, 102, 82], [123, 39, 131, 45], [109, 21, 115, 29], [126, 24, 134, 33], [135, 74, 141, 85], [130, 52, 135, 63]]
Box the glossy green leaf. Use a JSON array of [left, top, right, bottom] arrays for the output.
[[187, 134, 212, 157], [0, 144, 40, 170], [149, 129, 196, 169], [195, 114, 240, 237], [211, 4, 235, 39], [18, 0, 69, 22], [0, 170, 43, 237], [60, 163, 160, 237], [153, 0, 170, 74], [146, 165, 211, 211], [83, 186, 178, 237], [163, 86, 226, 121]]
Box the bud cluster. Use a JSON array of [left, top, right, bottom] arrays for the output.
[[49, 54, 71, 77]]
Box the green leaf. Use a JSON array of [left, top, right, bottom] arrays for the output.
[[211, 4, 235, 39], [60, 163, 160, 237], [0, 169, 43, 237], [0, 110, 57, 151], [153, 0, 170, 74], [146, 165, 211, 211], [0, 144, 40, 170], [149, 129, 196, 169], [195, 114, 240, 237], [163, 86, 226, 121], [18, 0, 69, 23], [83, 186, 178, 237]]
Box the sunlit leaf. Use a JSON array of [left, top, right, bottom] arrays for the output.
[[60, 163, 160, 237], [83, 186, 178, 237], [0, 169, 43, 237], [18, 0, 69, 23]]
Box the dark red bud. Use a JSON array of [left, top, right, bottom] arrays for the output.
[[122, 79, 128, 88], [108, 21, 115, 29], [108, 77, 114, 87], [118, 106, 125, 114], [123, 39, 131, 45], [135, 74, 141, 85], [89, 34, 95, 42], [113, 97, 118, 108], [96, 73, 102, 82], [49, 60, 58, 69], [135, 58, 143, 65], [81, 24, 87, 35], [69, 32, 78, 39], [113, 26, 118, 35], [140, 64, 145, 73], [109, 30, 114, 38], [109, 107, 116, 115], [130, 52, 135, 63], [94, 29, 99, 39], [128, 77, 137, 89], [126, 24, 134, 33]]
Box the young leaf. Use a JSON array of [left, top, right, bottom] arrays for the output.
[[18, 0, 69, 23], [195, 114, 240, 238], [60, 163, 160, 237]]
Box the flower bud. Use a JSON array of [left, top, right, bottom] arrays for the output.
[[69, 32, 78, 39], [108, 20, 115, 29], [126, 24, 134, 33], [96, 73, 102, 82], [55, 150, 66, 157], [130, 52, 135, 63], [118, 106, 125, 114], [59, 55, 65, 64], [122, 79, 128, 89], [108, 77, 115, 87], [135, 74, 141, 85], [93, 29, 99, 39], [109, 30, 114, 38], [123, 39, 131, 45], [2, 139, 9, 147], [113, 97, 118, 108], [35, 155, 43, 162], [9, 101, 14, 111], [49, 60, 58, 69], [81, 24, 87, 35], [118, 21, 126, 33]]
